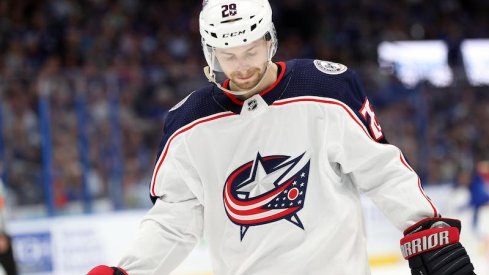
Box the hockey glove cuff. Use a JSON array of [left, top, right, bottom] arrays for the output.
[[88, 265, 128, 275], [400, 217, 475, 275]]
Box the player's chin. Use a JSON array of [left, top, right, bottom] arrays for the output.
[[233, 76, 260, 89]]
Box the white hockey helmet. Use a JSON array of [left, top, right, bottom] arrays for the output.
[[199, 0, 277, 73]]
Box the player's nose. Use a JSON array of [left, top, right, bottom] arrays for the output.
[[235, 58, 251, 71]]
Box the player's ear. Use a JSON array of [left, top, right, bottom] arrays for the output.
[[266, 39, 272, 49]]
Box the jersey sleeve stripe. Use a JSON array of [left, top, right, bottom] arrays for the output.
[[417, 177, 438, 217], [150, 112, 236, 197], [272, 96, 438, 217], [399, 152, 414, 172], [273, 97, 372, 140]]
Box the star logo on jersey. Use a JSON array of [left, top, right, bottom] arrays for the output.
[[223, 152, 311, 240]]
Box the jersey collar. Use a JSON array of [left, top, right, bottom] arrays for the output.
[[212, 62, 289, 114]]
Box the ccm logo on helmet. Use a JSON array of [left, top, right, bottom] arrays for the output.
[[223, 30, 246, 38], [400, 231, 449, 259]]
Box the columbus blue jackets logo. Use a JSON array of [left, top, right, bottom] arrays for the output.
[[223, 152, 311, 240]]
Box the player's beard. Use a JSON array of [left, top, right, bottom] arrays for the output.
[[229, 67, 263, 91]]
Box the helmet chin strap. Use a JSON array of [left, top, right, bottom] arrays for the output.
[[204, 61, 273, 97]]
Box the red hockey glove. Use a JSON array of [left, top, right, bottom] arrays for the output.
[[400, 218, 475, 275], [88, 265, 127, 275]]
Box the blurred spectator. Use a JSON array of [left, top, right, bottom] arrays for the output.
[[468, 161, 489, 227], [0, 163, 18, 275]]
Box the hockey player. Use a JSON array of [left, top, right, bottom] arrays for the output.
[[89, 0, 476, 274]]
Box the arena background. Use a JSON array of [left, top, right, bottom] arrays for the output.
[[0, 0, 488, 274]]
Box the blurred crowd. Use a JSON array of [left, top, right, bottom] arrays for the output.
[[0, 0, 488, 214]]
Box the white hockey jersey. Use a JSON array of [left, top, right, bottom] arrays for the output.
[[118, 59, 438, 275]]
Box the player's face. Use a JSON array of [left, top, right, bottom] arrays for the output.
[[215, 39, 270, 91]]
